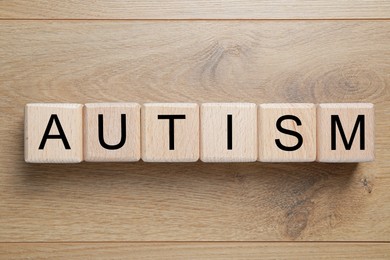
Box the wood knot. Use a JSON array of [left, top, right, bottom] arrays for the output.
[[361, 177, 373, 193], [285, 199, 313, 239]]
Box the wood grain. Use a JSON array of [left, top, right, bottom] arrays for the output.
[[1, 242, 389, 259], [1, 1, 390, 19], [0, 21, 389, 242]]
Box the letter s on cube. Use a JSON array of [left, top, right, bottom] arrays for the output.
[[258, 103, 316, 162]]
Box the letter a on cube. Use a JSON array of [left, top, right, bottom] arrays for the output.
[[24, 103, 83, 163], [317, 103, 374, 162]]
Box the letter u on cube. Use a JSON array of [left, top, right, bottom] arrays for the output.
[[24, 102, 374, 163]]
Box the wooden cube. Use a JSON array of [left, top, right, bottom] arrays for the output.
[[142, 103, 199, 162], [24, 103, 83, 163], [200, 103, 257, 162], [317, 103, 374, 162], [258, 103, 316, 162], [84, 103, 141, 162]]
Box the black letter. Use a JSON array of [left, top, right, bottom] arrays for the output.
[[157, 115, 186, 150], [39, 114, 71, 150], [275, 115, 303, 151], [227, 114, 232, 150], [331, 115, 365, 150], [98, 114, 127, 150]]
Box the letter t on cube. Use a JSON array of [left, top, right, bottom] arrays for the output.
[[142, 103, 199, 162]]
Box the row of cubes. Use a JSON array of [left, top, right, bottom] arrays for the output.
[[24, 103, 374, 163]]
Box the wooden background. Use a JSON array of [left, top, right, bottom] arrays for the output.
[[0, 1, 389, 259]]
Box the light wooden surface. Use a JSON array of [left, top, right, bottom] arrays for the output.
[[317, 103, 375, 162], [84, 103, 141, 162], [201, 103, 257, 162], [24, 103, 83, 163], [1, 20, 389, 241], [1, 243, 389, 259], [259, 103, 316, 162], [0, 3, 389, 258], [1, 0, 390, 19], [142, 103, 199, 162]]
